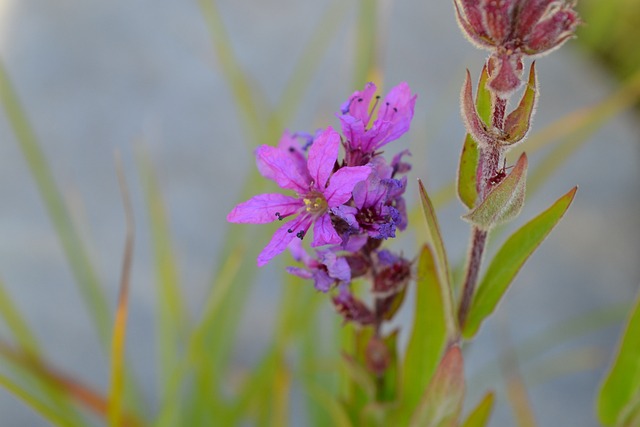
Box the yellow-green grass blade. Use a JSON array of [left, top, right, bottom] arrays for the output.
[[108, 158, 135, 427], [0, 58, 110, 349], [136, 148, 186, 400], [598, 291, 640, 426], [0, 277, 40, 356]]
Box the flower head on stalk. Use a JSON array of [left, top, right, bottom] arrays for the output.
[[454, 0, 580, 95], [227, 127, 371, 266], [339, 82, 417, 166]]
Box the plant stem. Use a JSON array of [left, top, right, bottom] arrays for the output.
[[458, 89, 508, 330]]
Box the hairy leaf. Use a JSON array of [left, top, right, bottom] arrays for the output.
[[503, 63, 538, 146], [462, 186, 577, 338], [457, 66, 491, 209], [462, 153, 528, 230]]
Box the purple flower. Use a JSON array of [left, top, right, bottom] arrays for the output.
[[332, 154, 410, 241], [227, 127, 371, 266], [286, 240, 351, 292], [339, 82, 417, 165]]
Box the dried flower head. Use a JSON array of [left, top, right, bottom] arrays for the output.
[[454, 0, 580, 95]]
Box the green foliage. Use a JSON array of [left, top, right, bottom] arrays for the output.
[[408, 345, 465, 427], [460, 392, 495, 427], [462, 186, 578, 339], [462, 153, 528, 230], [417, 180, 457, 339], [399, 245, 447, 425], [598, 291, 640, 426]]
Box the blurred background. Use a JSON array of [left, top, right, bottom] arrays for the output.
[[0, 0, 638, 425]]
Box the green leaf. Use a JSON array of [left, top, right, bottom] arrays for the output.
[[457, 135, 480, 210], [462, 153, 528, 230], [462, 186, 578, 339], [597, 290, 640, 426], [400, 245, 447, 423], [457, 65, 490, 210], [418, 180, 456, 339], [503, 63, 537, 146], [461, 392, 495, 427], [408, 345, 465, 427]]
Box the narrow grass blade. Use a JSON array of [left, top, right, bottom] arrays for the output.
[[0, 58, 110, 348], [136, 148, 185, 399], [462, 187, 577, 339], [400, 245, 447, 424], [460, 392, 495, 427], [598, 290, 640, 426], [108, 156, 135, 427], [0, 277, 40, 356], [408, 345, 465, 427], [270, 0, 352, 132], [0, 373, 76, 427], [304, 382, 353, 427], [418, 180, 456, 339], [0, 342, 144, 427], [197, 0, 266, 144]]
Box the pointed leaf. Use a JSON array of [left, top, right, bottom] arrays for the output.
[[461, 392, 495, 427], [503, 63, 538, 146], [409, 345, 465, 427], [463, 153, 528, 230], [462, 186, 578, 338], [418, 180, 456, 339], [597, 290, 640, 426], [401, 245, 448, 422], [461, 70, 496, 147], [457, 66, 491, 209]]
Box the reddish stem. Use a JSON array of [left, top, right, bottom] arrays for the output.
[[458, 91, 507, 331]]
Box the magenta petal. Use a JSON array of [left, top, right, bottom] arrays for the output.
[[342, 82, 377, 124], [376, 82, 417, 146], [307, 127, 339, 189], [255, 145, 311, 193], [286, 266, 313, 280], [227, 193, 302, 224], [311, 213, 341, 247], [353, 176, 387, 211], [257, 215, 312, 266], [324, 166, 371, 206], [321, 252, 351, 282]]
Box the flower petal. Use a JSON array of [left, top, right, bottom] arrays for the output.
[[312, 270, 334, 293], [227, 193, 302, 224], [321, 252, 351, 282], [255, 145, 311, 193], [340, 82, 377, 124], [257, 214, 312, 266], [324, 166, 371, 206], [286, 266, 313, 280], [374, 82, 417, 148], [307, 127, 340, 189], [312, 213, 341, 247]]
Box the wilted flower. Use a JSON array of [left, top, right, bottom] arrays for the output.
[[286, 240, 351, 292], [227, 127, 370, 266], [454, 0, 580, 94]]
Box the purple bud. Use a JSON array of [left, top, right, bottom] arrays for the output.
[[332, 287, 375, 325]]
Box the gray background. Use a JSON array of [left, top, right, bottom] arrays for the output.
[[0, 0, 638, 425]]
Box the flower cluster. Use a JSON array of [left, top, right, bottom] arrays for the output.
[[227, 82, 416, 326], [454, 0, 580, 95]]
